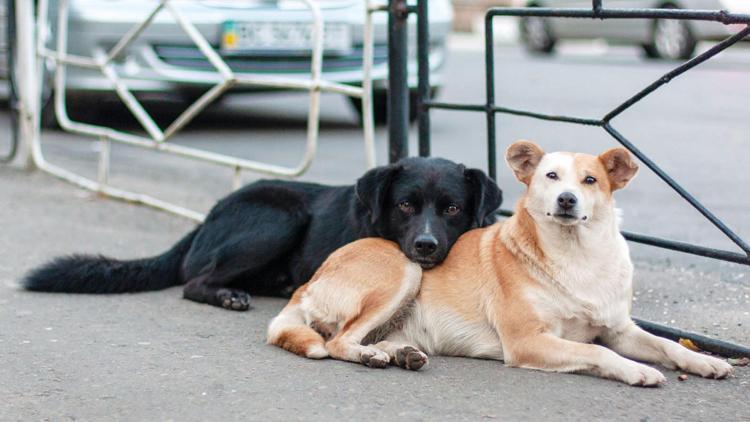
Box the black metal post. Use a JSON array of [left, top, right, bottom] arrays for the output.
[[484, 14, 497, 180], [633, 318, 750, 358], [416, 0, 430, 157], [388, 0, 410, 163], [592, 0, 602, 15], [2, 0, 19, 164]]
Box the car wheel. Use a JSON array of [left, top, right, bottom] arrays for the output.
[[519, 16, 556, 55], [349, 89, 431, 126], [649, 5, 696, 60], [41, 91, 110, 129], [39, 86, 58, 129], [641, 43, 660, 59]]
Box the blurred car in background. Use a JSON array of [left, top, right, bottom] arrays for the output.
[[520, 0, 750, 60], [3, 0, 453, 125]]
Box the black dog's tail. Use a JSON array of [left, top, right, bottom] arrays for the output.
[[22, 228, 199, 294]]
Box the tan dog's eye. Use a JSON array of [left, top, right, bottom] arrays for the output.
[[583, 176, 597, 185], [398, 201, 415, 214], [444, 204, 460, 216], [546, 172, 558, 180]]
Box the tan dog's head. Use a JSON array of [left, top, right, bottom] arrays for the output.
[[506, 140, 638, 227]]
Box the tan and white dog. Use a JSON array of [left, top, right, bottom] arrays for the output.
[[267, 141, 733, 386]]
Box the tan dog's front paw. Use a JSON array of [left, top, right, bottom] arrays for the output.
[[394, 346, 429, 371], [677, 353, 733, 379], [620, 363, 666, 387], [360, 347, 390, 369]]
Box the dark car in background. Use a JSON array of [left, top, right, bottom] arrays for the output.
[[520, 0, 749, 60]]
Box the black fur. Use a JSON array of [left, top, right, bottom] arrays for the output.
[[24, 228, 199, 293], [22, 157, 502, 311]]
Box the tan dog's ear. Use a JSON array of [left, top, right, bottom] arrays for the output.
[[598, 148, 639, 191], [506, 140, 545, 185]]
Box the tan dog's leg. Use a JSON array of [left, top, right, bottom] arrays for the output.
[[372, 336, 429, 371], [505, 333, 667, 386], [326, 316, 409, 369], [267, 291, 328, 359], [326, 326, 391, 368], [601, 321, 733, 379], [325, 263, 422, 369]]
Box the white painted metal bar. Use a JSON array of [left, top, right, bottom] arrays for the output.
[[20, 0, 381, 221], [297, 0, 324, 178], [232, 166, 242, 192], [362, 0, 377, 170], [368, 2, 389, 12], [98, 51, 167, 142], [38, 48, 100, 69], [22, 0, 205, 221], [33, 159, 207, 221], [97, 136, 110, 188], [11, 0, 39, 169], [162, 80, 233, 140], [106, 1, 166, 63], [231, 75, 365, 97], [164, 1, 235, 81]]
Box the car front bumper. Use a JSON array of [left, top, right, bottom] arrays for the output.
[[48, 0, 452, 95]]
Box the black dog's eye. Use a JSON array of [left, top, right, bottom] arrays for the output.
[[444, 204, 460, 216], [398, 201, 415, 214], [583, 176, 597, 185], [546, 172, 558, 180]]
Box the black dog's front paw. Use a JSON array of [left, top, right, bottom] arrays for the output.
[[216, 288, 252, 311]]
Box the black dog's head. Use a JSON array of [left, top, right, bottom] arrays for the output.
[[356, 157, 502, 268]]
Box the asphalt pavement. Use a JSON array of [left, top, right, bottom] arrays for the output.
[[1, 41, 749, 421]]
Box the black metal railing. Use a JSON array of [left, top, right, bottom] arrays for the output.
[[1, 0, 19, 164], [386, 0, 750, 357]]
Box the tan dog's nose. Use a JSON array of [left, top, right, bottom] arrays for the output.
[[557, 192, 577, 210]]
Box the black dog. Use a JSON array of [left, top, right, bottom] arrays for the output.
[[23, 157, 502, 311]]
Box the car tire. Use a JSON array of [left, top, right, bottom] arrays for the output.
[[641, 43, 660, 59], [350, 89, 432, 126], [519, 15, 556, 55], [39, 89, 59, 129], [648, 4, 697, 60], [41, 90, 111, 129]]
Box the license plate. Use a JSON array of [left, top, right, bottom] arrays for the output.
[[221, 21, 351, 55]]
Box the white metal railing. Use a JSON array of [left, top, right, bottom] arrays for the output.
[[14, 0, 384, 222]]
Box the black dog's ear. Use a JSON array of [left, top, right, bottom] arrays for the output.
[[356, 163, 403, 224], [464, 168, 503, 227]]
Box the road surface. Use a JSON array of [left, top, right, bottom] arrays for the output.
[[1, 41, 748, 421]]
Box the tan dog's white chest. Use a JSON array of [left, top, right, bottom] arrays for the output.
[[526, 231, 634, 342]]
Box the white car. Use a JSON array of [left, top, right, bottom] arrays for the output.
[[520, 0, 749, 60], [5, 0, 453, 123]]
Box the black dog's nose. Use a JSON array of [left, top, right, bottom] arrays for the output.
[[414, 234, 438, 257], [557, 192, 578, 210]]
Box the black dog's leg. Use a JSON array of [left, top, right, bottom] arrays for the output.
[[183, 276, 253, 311], [182, 200, 309, 311]]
